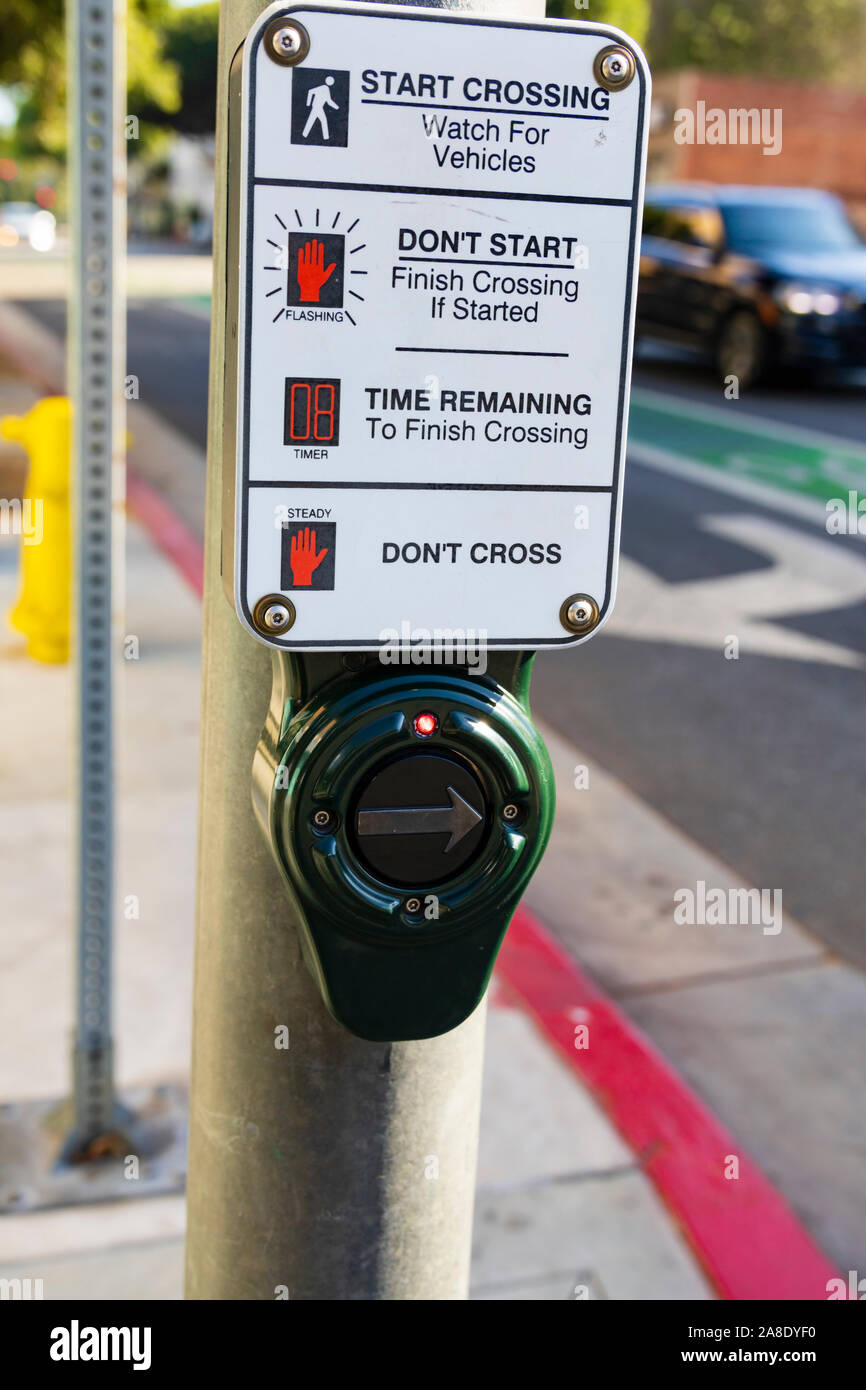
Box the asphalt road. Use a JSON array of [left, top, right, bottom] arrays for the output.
[[27, 297, 866, 969], [635, 339, 866, 446]]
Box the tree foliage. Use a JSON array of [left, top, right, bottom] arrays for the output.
[[545, 0, 650, 45], [1, 0, 181, 157], [648, 0, 866, 84], [139, 3, 218, 136]]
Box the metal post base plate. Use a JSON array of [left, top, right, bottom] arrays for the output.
[[0, 1083, 187, 1215]]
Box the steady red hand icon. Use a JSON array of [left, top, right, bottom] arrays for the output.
[[290, 527, 328, 586], [297, 239, 336, 303]]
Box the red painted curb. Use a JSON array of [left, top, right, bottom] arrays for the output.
[[497, 906, 841, 1301], [119, 459, 841, 1303], [125, 470, 203, 598]]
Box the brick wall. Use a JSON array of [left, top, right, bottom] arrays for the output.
[[649, 71, 866, 226]]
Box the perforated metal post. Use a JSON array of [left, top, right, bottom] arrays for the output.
[[0, 0, 186, 1203], [67, 0, 126, 1147]]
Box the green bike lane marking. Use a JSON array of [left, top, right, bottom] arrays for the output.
[[629, 388, 866, 506], [178, 294, 211, 313]]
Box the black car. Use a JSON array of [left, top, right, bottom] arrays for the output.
[[637, 184, 866, 387]]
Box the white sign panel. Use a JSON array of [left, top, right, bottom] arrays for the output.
[[234, 1, 649, 649]]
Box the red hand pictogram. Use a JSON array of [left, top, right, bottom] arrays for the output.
[[296, 239, 336, 303], [290, 527, 328, 586]]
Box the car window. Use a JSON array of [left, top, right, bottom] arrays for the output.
[[642, 203, 675, 239], [720, 201, 863, 253], [643, 203, 723, 251]]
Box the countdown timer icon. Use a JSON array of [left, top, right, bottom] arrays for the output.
[[283, 377, 341, 447]]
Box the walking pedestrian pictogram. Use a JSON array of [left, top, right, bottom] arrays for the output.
[[291, 68, 350, 147], [304, 76, 337, 141]]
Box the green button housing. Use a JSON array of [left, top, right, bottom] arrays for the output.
[[252, 652, 555, 1041]]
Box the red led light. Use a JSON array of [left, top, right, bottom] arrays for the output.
[[414, 711, 438, 738]]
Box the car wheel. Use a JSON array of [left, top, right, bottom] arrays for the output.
[[715, 311, 769, 390]]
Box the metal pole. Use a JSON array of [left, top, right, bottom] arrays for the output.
[[185, 0, 542, 1300], [67, 0, 126, 1149]]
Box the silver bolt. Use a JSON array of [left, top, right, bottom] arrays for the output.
[[265, 19, 310, 66], [313, 809, 333, 829], [503, 804, 520, 822], [252, 593, 296, 637], [594, 44, 636, 92], [405, 897, 422, 914], [273, 26, 300, 56], [560, 593, 600, 635], [568, 600, 594, 627], [263, 602, 291, 631]]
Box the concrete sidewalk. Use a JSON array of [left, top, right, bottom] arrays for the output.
[[0, 369, 712, 1299]]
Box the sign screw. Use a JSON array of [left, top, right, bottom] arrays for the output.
[[503, 804, 520, 822], [560, 594, 600, 635], [405, 897, 422, 915], [265, 18, 310, 66], [594, 44, 636, 92], [312, 809, 335, 830], [252, 594, 296, 637]]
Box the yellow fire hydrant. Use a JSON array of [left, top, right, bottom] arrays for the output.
[[1, 395, 71, 664]]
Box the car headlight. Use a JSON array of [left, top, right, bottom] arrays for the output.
[[775, 283, 843, 316], [28, 210, 56, 253]]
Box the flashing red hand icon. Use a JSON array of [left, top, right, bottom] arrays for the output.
[[289, 527, 328, 586], [297, 238, 336, 303]]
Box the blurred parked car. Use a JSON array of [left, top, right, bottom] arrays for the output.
[[0, 202, 57, 252], [638, 185, 866, 387]]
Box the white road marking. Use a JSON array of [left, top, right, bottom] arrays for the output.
[[611, 513, 866, 668]]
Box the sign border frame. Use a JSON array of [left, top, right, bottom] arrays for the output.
[[232, 0, 650, 650]]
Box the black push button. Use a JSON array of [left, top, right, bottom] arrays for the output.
[[353, 753, 487, 888]]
